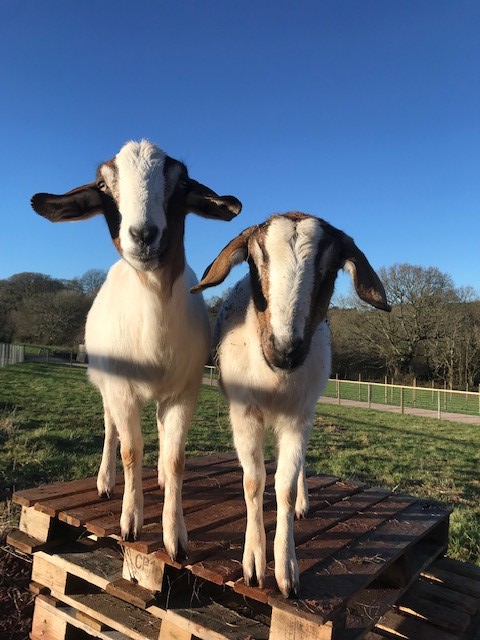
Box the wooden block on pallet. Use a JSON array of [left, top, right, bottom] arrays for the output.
[[122, 547, 166, 591], [32, 554, 68, 595], [31, 594, 69, 640], [20, 505, 54, 542], [158, 620, 192, 640], [270, 606, 345, 640]]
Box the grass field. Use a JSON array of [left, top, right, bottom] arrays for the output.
[[1, 362, 479, 565]]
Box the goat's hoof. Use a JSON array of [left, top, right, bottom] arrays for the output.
[[276, 558, 300, 598], [120, 509, 143, 542], [277, 577, 300, 598], [163, 523, 189, 562], [97, 472, 116, 499], [243, 548, 266, 589], [295, 495, 309, 520]]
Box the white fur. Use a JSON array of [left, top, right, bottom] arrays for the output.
[[214, 220, 332, 597], [88, 262, 210, 554], [116, 141, 167, 263], [86, 140, 212, 557], [266, 217, 323, 349]]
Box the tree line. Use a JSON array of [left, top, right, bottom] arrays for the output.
[[1, 264, 478, 390], [0, 270, 107, 347]]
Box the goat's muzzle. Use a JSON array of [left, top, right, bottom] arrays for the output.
[[125, 228, 169, 271], [263, 335, 306, 372]]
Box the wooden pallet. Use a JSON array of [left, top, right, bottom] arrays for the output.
[[26, 551, 480, 640], [8, 452, 467, 639]]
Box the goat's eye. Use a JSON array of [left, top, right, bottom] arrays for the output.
[[97, 180, 107, 191], [178, 179, 188, 189]]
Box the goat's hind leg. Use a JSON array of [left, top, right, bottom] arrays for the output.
[[295, 461, 309, 519], [231, 404, 267, 588], [97, 403, 118, 499]]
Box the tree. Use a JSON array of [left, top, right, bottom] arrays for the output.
[[12, 289, 91, 346], [348, 264, 460, 380], [78, 269, 107, 297]]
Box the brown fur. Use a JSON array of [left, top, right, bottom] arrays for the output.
[[244, 476, 261, 500], [244, 404, 264, 425], [121, 447, 138, 470]]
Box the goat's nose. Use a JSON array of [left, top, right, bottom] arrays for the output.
[[287, 337, 303, 359], [129, 225, 158, 245]]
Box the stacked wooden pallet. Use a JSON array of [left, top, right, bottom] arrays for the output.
[[7, 452, 480, 639]]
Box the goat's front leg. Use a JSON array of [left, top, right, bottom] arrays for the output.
[[274, 420, 312, 597], [111, 400, 144, 541], [231, 403, 267, 588], [97, 403, 118, 499], [160, 398, 194, 560]]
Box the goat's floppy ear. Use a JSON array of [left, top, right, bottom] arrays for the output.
[[186, 179, 242, 222], [31, 183, 105, 222], [341, 235, 391, 311], [190, 227, 253, 293]]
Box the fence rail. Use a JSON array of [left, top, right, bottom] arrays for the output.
[[203, 366, 480, 419], [0, 343, 25, 367]]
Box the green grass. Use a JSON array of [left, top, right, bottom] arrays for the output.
[[1, 362, 479, 564]]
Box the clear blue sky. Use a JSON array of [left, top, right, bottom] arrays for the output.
[[1, 0, 479, 299]]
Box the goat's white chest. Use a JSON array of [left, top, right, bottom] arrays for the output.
[[86, 261, 209, 401]]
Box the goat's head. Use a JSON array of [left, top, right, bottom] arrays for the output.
[[31, 140, 241, 272], [192, 212, 390, 371]]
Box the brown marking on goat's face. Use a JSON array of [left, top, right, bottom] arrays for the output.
[[244, 226, 278, 367]]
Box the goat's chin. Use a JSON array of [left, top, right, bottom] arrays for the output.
[[123, 256, 160, 272]]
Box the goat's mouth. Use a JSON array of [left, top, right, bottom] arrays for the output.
[[124, 245, 169, 272], [261, 348, 303, 374]]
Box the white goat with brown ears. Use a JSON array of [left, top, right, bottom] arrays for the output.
[[31, 140, 241, 559], [192, 212, 390, 597]]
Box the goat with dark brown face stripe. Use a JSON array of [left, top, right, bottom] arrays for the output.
[[31, 140, 241, 558], [192, 212, 390, 597]]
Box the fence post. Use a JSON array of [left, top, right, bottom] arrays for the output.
[[413, 377, 417, 407], [384, 376, 388, 404], [400, 387, 404, 414], [437, 390, 441, 420], [358, 374, 361, 400], [368, 383, 371, 409]]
